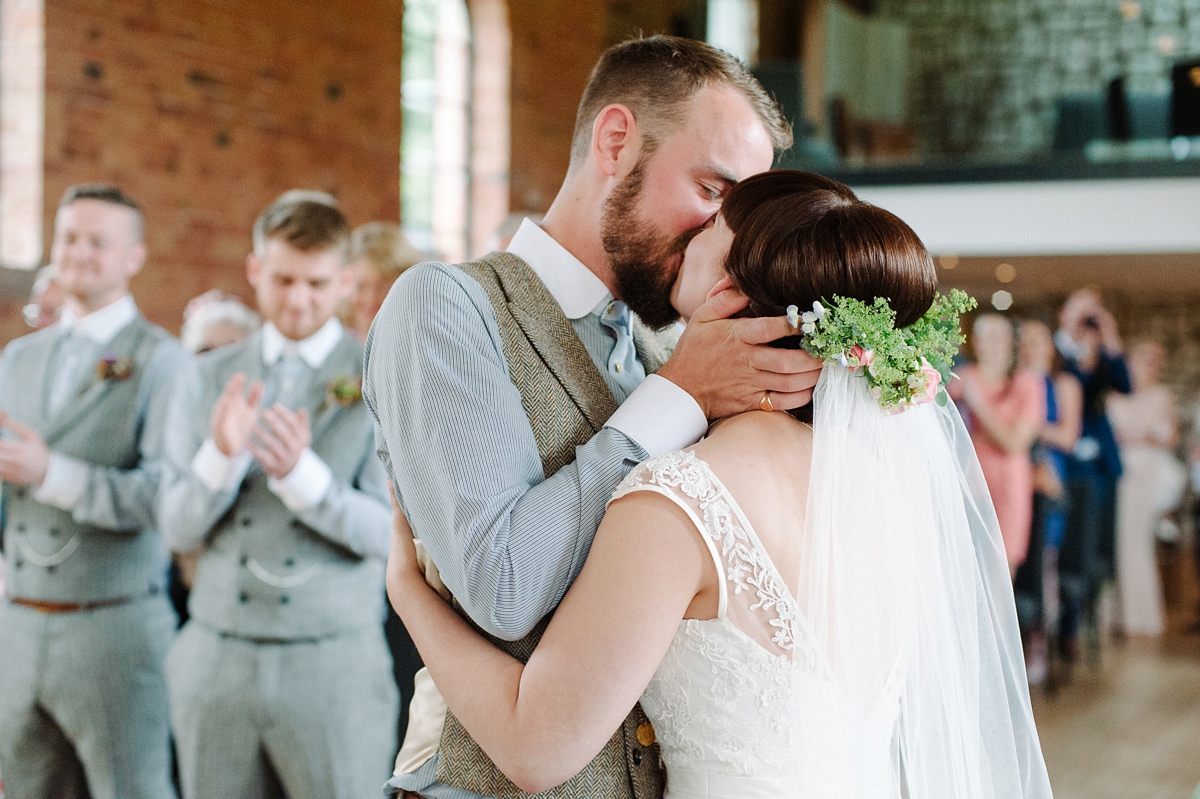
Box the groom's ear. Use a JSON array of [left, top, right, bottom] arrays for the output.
[[591, 104, 641, 179]]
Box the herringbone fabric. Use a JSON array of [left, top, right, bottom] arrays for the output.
[[436, 253, 665, 799]]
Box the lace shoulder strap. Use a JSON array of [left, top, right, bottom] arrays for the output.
[[613, 450, 804, 661], [611, 450, 728, 619]]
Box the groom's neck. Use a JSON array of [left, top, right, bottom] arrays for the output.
[[540, 172, 618, 296]]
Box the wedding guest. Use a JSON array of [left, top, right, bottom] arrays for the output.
[[954, 314, 1044, 574], [0, 183, 184, 799], [1055, 289, 1130, 661], [1016, 319, 1083, 683], [22, 266, 66, 330], [1108, 340, 1181, 637], [343, 223, 424, 340], [180, 291, 261, 355], [158, 191, 397, 799]]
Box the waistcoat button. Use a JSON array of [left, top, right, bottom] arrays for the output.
[[14, 559, 23, 569], [49, 528, 60, 537], [241, 518, 253, 527], [284, 558, 295, 567], [239, 556, 248, 566], [16, 524, 25, 533], [46, 565, 55, 574], [279, 595, 290, 604], [238, 592, 249, 603], [632, 749, 642, 766], [290, 520, 302, 530]]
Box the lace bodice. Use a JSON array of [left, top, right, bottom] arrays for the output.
[[613, 451, 885, 799]]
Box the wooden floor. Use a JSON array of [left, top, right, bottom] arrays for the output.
[[1032, 551, 1200, 799]]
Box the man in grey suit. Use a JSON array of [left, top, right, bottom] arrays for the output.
[[159, 191, 398, 799], [0, 183, 185, 799]]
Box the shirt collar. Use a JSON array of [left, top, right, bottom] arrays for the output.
[[58, 294, 138, 345], [506, 218, 612, 320], [261, 317, 344, 368]]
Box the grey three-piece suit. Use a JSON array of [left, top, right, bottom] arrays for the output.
[[0, 311, 184, 799], [158, 325, 398, 799]]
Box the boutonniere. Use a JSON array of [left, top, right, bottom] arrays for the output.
[[96, 354, 134, 382], [325, 375, 363, 409]]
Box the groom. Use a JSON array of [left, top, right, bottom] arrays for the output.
[[365, 36, 821, 799]]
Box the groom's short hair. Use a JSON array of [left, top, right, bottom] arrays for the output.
[[568, 35, 792, 169]]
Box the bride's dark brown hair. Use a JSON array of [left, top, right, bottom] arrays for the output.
[[720, 170, 938, 330]]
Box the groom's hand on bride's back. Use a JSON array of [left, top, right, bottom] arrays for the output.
[[657, 278, 822, 420]]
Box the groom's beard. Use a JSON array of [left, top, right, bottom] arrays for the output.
[[600, 160, 695, 331]]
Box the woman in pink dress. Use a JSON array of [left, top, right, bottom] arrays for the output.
[[954, 314, 1046, 575]]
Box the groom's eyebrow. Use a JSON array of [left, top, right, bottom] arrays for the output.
[[704, 167, 739, 188]]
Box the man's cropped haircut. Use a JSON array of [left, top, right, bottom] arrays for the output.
[[59, 183, 145, 242], [569, 35, 793, 168], [252, 190, 350, 259]]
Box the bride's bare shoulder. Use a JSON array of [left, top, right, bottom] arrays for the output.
[[692, 410, 813, 474]]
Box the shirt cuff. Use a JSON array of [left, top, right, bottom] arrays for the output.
[[604, 374, 708, 457], [267, 448, 333, 513], [33, 452, 89, 510], [192, 438, 252, 493]]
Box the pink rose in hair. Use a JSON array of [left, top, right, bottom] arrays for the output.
[[916, 361, 942, 405], [848, 345, 874, 372]]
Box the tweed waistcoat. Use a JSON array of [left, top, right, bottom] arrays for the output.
[[0, 317, 171, 603], [435, 252, 667, 799], [186, 331, 385, 640]]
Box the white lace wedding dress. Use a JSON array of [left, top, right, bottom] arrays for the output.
[[612, 450, 899, 799]]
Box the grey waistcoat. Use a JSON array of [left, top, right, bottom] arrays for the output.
[[1, 317, 170, 603], [435, 253, 670, 799], [186, 331, 384, 640]]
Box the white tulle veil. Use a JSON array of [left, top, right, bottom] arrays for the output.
[[795, 363, 1054, 798]]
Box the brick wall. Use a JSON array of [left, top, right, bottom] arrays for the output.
[[41, 0, 404, 333], [505, 0, 605, 214]]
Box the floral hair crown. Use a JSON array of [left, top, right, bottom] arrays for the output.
[[787, 289, 976, 413]]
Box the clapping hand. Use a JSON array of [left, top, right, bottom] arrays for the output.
[[211, 373, 264, 457], [0, 412, 50, 486], [248, 404, 311, 479], [657, 278, 824, 419]]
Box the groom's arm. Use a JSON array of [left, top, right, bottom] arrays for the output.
[[364, 262, 705, 641]]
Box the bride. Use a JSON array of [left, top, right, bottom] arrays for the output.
[[386, 171, 1054, 799]]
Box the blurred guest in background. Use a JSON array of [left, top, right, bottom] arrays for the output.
[[1108, 340, 1183, 637], [22, 265, 66, 330], [1016, 319, 1083, 683], [342, 223, 424, 340], [180, 290, 261, 355], [0, 184, 184, 799], [1055, 289, 1130, 661], [157, 192, 397, 799], [954, 314, 1045, 575]]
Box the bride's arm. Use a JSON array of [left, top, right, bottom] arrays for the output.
[[386, 486, 711, 793]]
